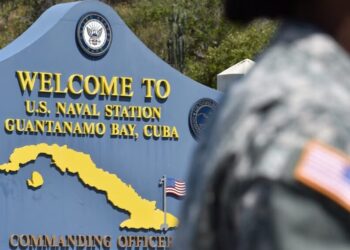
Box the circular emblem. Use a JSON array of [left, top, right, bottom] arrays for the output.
[[189, 98, 218, 140], [76, 13, 112, 58]]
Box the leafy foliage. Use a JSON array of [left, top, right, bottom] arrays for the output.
[[186, 20, 277, 87], [0, 0, 277, 88]]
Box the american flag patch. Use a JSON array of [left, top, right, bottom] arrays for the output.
[[295, 141, 350, 212]]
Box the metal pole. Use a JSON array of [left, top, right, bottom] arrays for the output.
[[164, 175, 167, 227], [161, 175, 169, 232]]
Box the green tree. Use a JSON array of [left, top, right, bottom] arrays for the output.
[[186, 20, 277, 88]]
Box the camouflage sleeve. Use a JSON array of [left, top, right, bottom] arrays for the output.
[[228, 96, 350, 250], [177, 82, 350, 250]]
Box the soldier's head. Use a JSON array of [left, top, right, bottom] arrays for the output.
[[224, 0, 350, 23], [224, 0, 350, 50], [225, 0, 296, 22], [224, 0, 349, 23]]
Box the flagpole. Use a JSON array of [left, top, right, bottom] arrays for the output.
[[164, 175, 167, 228], [161, 175, 168, 231]]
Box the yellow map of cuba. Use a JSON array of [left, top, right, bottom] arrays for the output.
[[0, 143, 178, 230]]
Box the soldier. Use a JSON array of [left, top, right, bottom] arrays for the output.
[[177, 0, 350, 249]]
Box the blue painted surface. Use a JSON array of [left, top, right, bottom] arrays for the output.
[[0, 1, 221, 248]]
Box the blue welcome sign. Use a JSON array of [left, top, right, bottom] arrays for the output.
[[0, 1, 220, 249]]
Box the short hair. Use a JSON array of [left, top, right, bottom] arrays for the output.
[[224, 0, 297, 22]]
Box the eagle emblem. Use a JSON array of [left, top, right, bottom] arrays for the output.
[[87, 24, 103, 46], [76, 12, 112, 58]]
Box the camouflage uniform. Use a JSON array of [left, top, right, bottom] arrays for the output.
[[177, 22, 350, 250]]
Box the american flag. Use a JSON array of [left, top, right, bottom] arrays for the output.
[[295, 141, 350, 212], [165, 178, 186, 197]]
